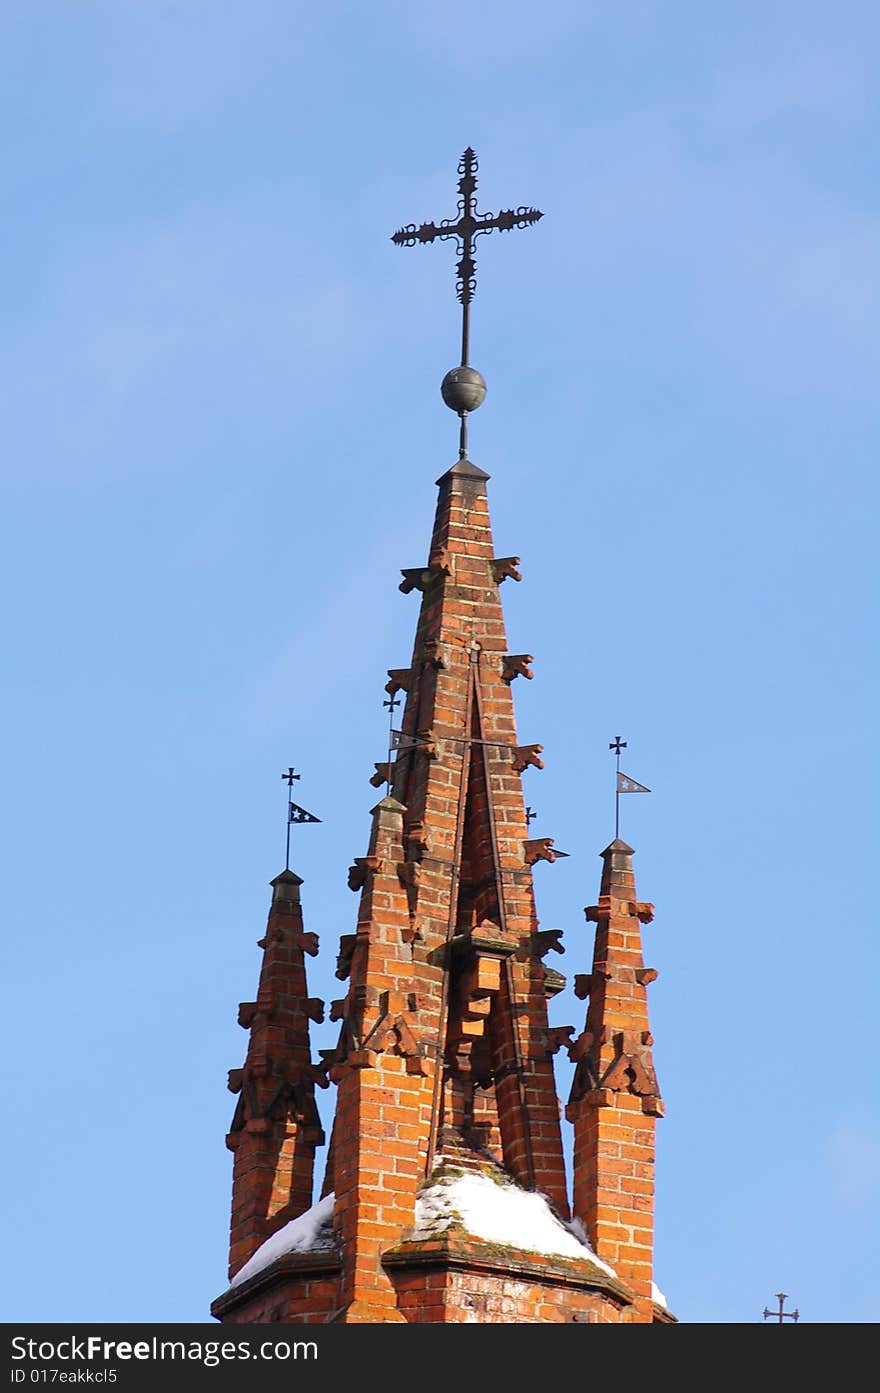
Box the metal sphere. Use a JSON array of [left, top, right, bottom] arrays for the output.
[[440, 366, 487, 414]]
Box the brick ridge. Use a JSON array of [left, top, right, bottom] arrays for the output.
[[210, 1247, 342, 1318], [381, 1231, 634, 1306]]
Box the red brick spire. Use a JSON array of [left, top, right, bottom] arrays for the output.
[[224, 870, 326, 1280], [213, 462, 669, 1325], [264, 455, 569, 1323], [383, 458, 569, 1208], [566, 839, 663, 1321]]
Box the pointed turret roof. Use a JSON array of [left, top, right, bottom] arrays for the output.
[[358, 453, 567, 1201], [566, 838, 664, 1319], [224, 869, 326, 1281]]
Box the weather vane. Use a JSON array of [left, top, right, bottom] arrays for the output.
[[281, 767, 321, 871], [392, 148, 543, 459], [609, 736, 651, 839], [382, 688, 401, 797]]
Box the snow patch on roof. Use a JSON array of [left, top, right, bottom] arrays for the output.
[[228, 1192, 336, 1289], [651, 1280, 668, 1308], [413, 1166, 617, 1276]]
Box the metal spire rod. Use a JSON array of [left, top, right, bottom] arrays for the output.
[[392, 149, 543, 458], [282, 766, 300, 870], [610, 736, 627, 840], [281, 766, 320, 870], [383, 689, 401, 798]]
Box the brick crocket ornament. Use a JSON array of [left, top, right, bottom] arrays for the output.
[[212, 150, 673, 1325]]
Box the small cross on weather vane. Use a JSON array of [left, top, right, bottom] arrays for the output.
[[382, 689, 402, 797], [280, 767, 321, 871], [763, 1292, 799, 1323], [609, 736, 651, 839], [392, 149, 543, 459]]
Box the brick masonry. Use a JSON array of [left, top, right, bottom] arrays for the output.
[[214, 460, 670, 1324]]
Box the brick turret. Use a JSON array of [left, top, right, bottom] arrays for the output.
[[212, 462, 672, 1325], [377, 457, 570, 1217], [566, 840, 663, 1322], [224, 870, 326, 1280]]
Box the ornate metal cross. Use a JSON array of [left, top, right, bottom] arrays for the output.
[[392, 149, 543, 458], [392, 148, 542, 364], [763, 1292, 799, 1323]]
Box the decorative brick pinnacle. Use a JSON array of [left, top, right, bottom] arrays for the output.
[[218, 448, 668, 1322], [225, 873, 325, 1281], [568, 831, 661, 1315]]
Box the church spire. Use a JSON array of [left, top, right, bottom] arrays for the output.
[[224, 856, 327, 1280], [382, 454, 570, 1212], [392, 147, 542, 459], [566, 839, 663, 1320], [213, 150, 674, 1325]]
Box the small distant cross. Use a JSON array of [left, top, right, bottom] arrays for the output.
[[525, 806, 537, 824], [282, 767, 300, 789], [763, 1292, 799, 1323], [382, 690, 402, 797]]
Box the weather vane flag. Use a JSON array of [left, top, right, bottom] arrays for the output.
[[392, 148, 543, 459], [281, 767, 321, 871], [609, 736, 651, 839]]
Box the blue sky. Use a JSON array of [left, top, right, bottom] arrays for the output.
[[2, 1, 877, 1324]]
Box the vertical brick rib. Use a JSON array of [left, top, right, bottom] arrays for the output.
[[424, 653, 477, 1180], [331, 796, 434, 1322]]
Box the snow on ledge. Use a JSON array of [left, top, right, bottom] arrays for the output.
[[226, 1171, 655, 1297], [413, 1167, 617, 1277], [228, 1192, 336, 1289]]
